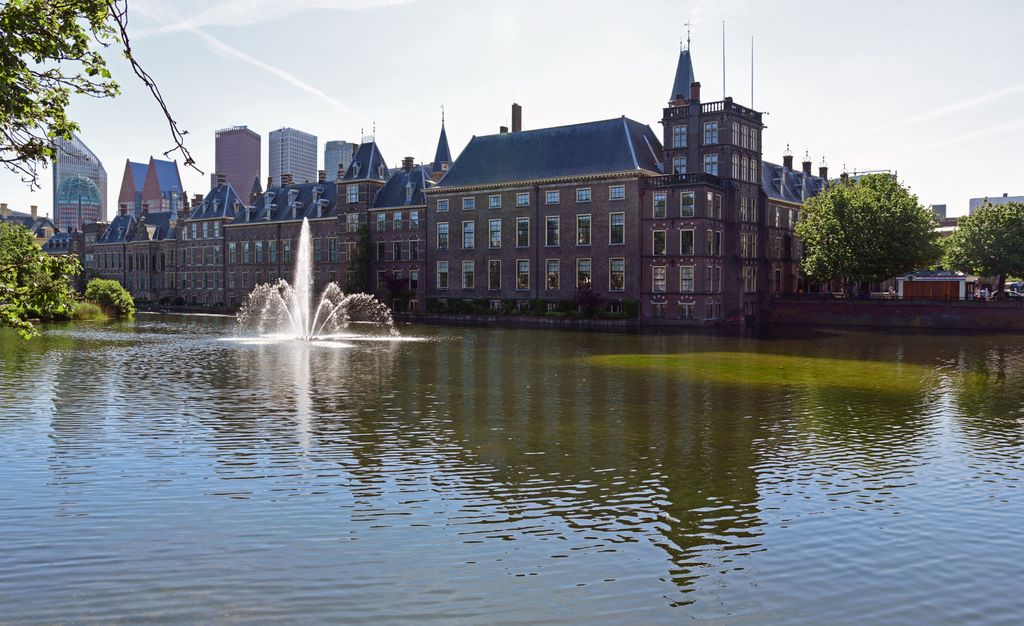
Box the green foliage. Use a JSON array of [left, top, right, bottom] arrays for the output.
[[0, 0, 120, 186], [84, 278, 135, 318], [796, 174, 939, 289], [0, 222, 81, 337], [71, 300, 107, 321], [943, 202, 1024, 295], [344, 224, 373, 294]]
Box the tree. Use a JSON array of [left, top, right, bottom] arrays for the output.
[[942, 202, 1024, 298], [345, 224, 373, 294], [0, 222, 81, 337], [796, 173, 939, 293], [84, 277, 135, 317], [0, 0, 198, 188]]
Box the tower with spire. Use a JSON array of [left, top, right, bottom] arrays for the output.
[[431, 107, 452, 182]]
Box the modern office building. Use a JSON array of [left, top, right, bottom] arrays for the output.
[[52, 133, 107, 224], [214, 126, 261, 198], [324, 140, 357, 181], [54, 175, 103, 231], [117, 157, 185, 218], [969, 193, 1024, 214], [269, 127, 317, 186]]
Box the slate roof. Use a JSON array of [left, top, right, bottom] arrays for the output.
[[762, 161, 829, 204], [131, 211, 176, 242], [233, 181, 339, 224], [436, 117, 663, 189], [151, 159, 183, 193], [0, 210, 57, 238], [342, 141, 389, 182], [187, 183, 244, 221], [372, 166, 436, 209], [128, 161, 148, 192], [670, 49, 696, 102], [433, 123, 452, 172], [96, 213, 137, 244], [42, 231, 74, 253]]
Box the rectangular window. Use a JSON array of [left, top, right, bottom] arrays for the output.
[[346, 213, 359, 232], [393, 241, 402, 261], [228, 242, 237, 264], [653, 266, 667, 293], [214, 222, 221, 238], [609, 258, 625, 292], [704, 121, 719, 144], [516, 260, 530, 290], [681, 302, 694, 320], [672, 156, 686, 175], [436, 261, 449, 289], [347, 184, 359, 203], [576, 258, 592, 290], [314, 238, 322, 262], [463, 197, 475, 210], [576, 188, 591, 203], [410, 270, 419, 290], [489, 219, 502, 248], [653, 193, 667, 219], [680, 266, 695, 292], [546, 259, 559, 290], [437, 222, 449, 249], [283, 240, 291, 263], [191, 223, 197, 239], [488, 195, 501, 209], [706, 229, 714, 256], [672, 125, 686, 148], [462, 260, 475, 289], [653, 230, 667, 256], [202, 222, 209, 239], [681, 229, 694, 256], [376, 241, 386, 261], [242, 241, 250, 263], [609, 212, 625, 245], [516, 192, 529, 206], [437, 198, 449, 212], [376, 213, 386, 232], [545, 216, 559, 246], [732, 154, 740, 179], [576, 214, 591, 246], [394, 211, 403, 230], [488, 260, 501, 290], [410, 240, 419, 260], [706, 265, 714, 292], [269, 239, 278, 263], [516, 217, 530, 247], [704, 154, 719, 176], [609, 185, 625, 201], [410, 210, 420, 229], [462, 221, 475, 249], [255, 240, 264, 263], [715, 193, 722, 219], [714, 230, 722, 257], [328, 237, 337, 262], [545, 190, 560, 205], [680, 191, 695, 217]]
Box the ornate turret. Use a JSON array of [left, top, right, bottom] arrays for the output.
[[432, 108, 452, 180], [669, 49, 696, 105]]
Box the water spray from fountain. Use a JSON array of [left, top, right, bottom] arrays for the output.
[[238, 218, 395, 340]]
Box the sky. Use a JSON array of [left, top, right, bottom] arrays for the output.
[[3, 0, 1022, 219]]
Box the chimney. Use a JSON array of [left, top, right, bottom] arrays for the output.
[[1, 203, 8, 219], [282, 173, 293, 186], [1004, 192, 1009, 197], [30, 205, 38, 220], [511, 103, 522, 132], [119, 204, 128, 216], [338, 163, 346, 180], [402, 156, 414, 172], [317, 169, 326, 183], [801, 151, 812, 176], [819, 158, 828, 180], [783, 155, 793, 170], [267, 176, 273, 189], [840, 172, 850, 184], [689, 81, 701, 103], [499, 125, 509, 134]]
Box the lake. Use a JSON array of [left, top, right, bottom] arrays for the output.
[[1, 316, 1022, 624]]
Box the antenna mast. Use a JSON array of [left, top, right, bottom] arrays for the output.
[[751, 36, 755, 109], [722, 20, 726, 100]]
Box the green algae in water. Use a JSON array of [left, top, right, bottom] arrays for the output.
[[586, 352, 938, 394]]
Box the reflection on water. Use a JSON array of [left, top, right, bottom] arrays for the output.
[[1, 319, 1023, 624]]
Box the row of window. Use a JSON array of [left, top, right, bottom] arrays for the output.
[[182, 220, 222, 241], [374, 210, 421, 231], [649, 300, 721, 321], [650, 228, 722, 257], [669, 121, 760, 150], [730, 154, 761, 183], [435, 258, 627, 292], [436, 186, 627, 212], [376, 240, 420, 262], [650, 264, 722, 294], [435, 213, 626, 250], [652, 191, 723, 219]]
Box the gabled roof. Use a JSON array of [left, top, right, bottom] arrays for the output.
[[150, 158, 183, 193], [372, 166, 436, 209], [128, 161, 148, 193], [0, 210, 57, 238], [436, 116, 663, 189], [131, 210, 176, 241], [762, 161, 829, 204], [433, 123, 452, 173], [233, 181, 339, 225], [188, 183, 244, 220], [42, 231, 74, 253], [96, 213, 137, 244], [670, 49, 696, 102], [342, 141, 389, 181]]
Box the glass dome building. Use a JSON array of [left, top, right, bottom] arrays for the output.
[[55, 175, 102, 231]]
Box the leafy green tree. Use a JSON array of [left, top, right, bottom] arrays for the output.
[[1, 0, 197, 187], [84, 277, 135, 318], [796, 173, 939, 293], [345, 224, 373, 294], [0, 222, 81, 337], [942, 202, 1024, 297]]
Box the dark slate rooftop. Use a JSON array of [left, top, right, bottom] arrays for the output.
[[132, 211, 177, 242], [433, 123, 452, 173], [372, 166, 436, 209], [152, 159, 183, 193], [762, 161, 829, 204], [233, 181, 340, 225], [0, 209, 57, 238], [670, 49, 696, 102], [42, 231, 74, 253], [97, 213, 137, 244], [342, 141, 389, 182], [436, 117, 664, 189], [187, 183, 244, 221]]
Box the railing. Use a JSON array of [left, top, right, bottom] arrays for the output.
[[644, 172, 724, 189], [662, 99, 762, 122]]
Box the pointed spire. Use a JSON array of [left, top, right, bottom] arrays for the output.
[[669, 47, 696, 103], [249, 176, 262, 204], [432, 110, 452, 174]]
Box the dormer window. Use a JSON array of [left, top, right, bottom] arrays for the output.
[[405, 182, 414, 204], [352, 161, 361, 178], [377, 162, 386, 178]]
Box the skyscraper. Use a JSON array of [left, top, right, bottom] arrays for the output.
[[52, 133, 107, 224], [268, 127, 317, 185], [214, 126, 261, 196], [324, 140, 356, 181]]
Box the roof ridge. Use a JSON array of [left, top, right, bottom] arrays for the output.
[[621, 117, 639, 170]]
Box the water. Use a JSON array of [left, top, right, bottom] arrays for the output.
[[1, 319, 1023, 624]]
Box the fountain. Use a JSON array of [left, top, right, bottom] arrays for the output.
[[237, 218, 395, 340]]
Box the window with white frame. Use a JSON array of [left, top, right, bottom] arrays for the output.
[[704, 121, 719, 144], [576, 214, 591, 245], [463, 197, 475, 210], [488, 195, 501, 209], [545, 190, 560, 205], [672, 125, 686, 148], [653, 230, 667, 256], [347, 184, 359, 203], [516, 217, 529, 247], [609, 212, 625, 245], [576, 258, 592, 290], [681, 191, 695, 217], [546, 216, 559, 246], [462, 221, 475, 249], [653, 266, 667, 293], [546, 259, 560, 290], [653, 193, 667, 218], [704, 154, 718, 176], [680, 265, 694, 292], [436, 261, 449, 289], [516, 260, 530, 290], [488, 260, 500, 290], [681, 229, 695, 256], [437, 222, 449, 249], [609, 258, 625, 291], [609, 185, 625, 200], [489, 219, 501, 248], [516, 192, 529, 206], [437, 198, 449, 212], [672, 156, 686, 175], [462, 260, 475, 289], [732, 154, 740, 179], [576, 188, 591, 203]]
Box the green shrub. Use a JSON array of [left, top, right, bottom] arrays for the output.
[[72, 301, 107, 321], [622, 299, 639, 318], [84, 278, 135, 319]]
